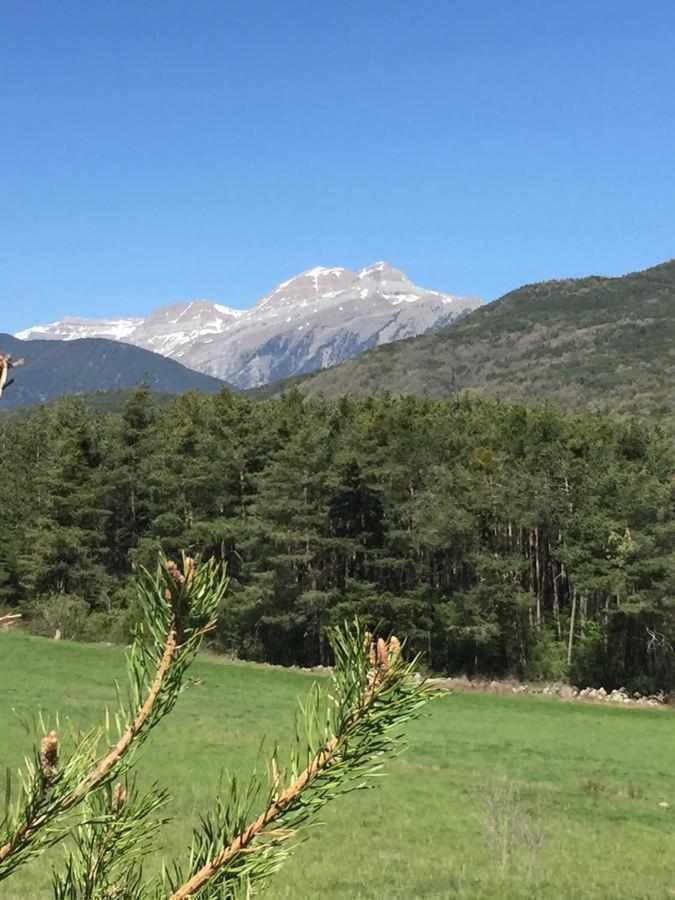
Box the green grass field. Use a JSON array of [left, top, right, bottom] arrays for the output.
[[3, 632, 675, 899]]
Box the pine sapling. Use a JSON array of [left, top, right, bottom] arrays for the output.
[[1, 556, 436, 898]]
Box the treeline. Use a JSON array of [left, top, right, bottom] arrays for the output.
[[1, 388, 674, 692]]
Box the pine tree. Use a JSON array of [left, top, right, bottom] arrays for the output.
[[19, 399, 112, 609]]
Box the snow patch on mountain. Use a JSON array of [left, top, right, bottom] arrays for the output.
[[16, 316, 142, 342]]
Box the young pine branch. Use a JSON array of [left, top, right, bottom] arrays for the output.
[[165, 628, 436, 899], [2, 557, 434, 899], [0, 554, 228, 882], [52, 778, 169, 900]]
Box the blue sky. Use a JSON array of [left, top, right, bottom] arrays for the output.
[[3, 0, 675, 332]]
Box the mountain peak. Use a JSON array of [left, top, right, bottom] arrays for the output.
[[143, 299, 241, 324], [360, 260, 397, 275], [255, 267, 358, 312], [359, 261, 411, 286], [302, 266, 348, 278]]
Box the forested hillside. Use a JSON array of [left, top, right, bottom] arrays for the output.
[[0, 334, 225, 408], [295, 258, 675, 415], [1, 387, 673, 692]]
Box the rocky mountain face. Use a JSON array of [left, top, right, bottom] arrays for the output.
[[16, 264, 480, 389]]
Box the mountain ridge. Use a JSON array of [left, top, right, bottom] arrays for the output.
[[15, 263, 481, 389], [288, 257, 675, 415], [0, 334, 226, 409]]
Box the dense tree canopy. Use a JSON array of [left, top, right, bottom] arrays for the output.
[[1, 387, 674, 692]]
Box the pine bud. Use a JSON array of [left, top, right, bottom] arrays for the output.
[[368, 641, 377, 669], [183, 556, 196, 585], [40, 730, 58, 782], [270, 757, 281, 802], [376, 638, 389, 671], [389, 635, 401, 659], [111, 782, 127, 814], [165, 560, 185, 586]]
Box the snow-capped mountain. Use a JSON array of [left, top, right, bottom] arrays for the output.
[[15, 263, 481, 389], [16, 301, 241, 355]]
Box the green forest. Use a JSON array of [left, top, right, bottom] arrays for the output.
[[1, 387, 674, 693]]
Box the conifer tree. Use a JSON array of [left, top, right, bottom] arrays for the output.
[[19, 399, 111, 606]]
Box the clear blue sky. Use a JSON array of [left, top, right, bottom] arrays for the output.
[[3, 0, 675, 332]]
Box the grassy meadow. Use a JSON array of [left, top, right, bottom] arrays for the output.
[[3, 632, 675, 899]]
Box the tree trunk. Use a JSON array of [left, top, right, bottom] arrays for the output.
[[567, 587, 577, 666], [552, 562, 561, 640]]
